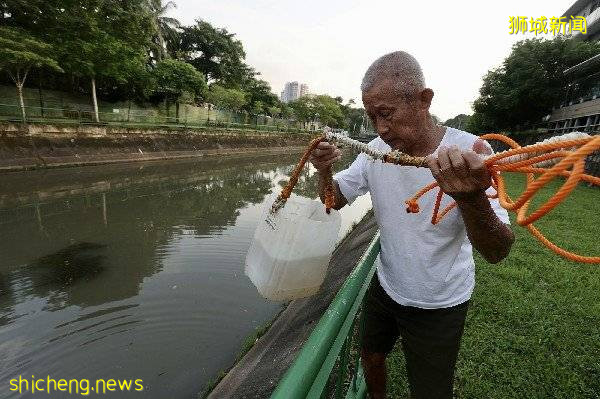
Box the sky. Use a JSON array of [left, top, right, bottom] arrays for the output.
[[170, 0, 570, 121]]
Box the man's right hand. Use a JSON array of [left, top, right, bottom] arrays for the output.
[[310, 142, 342, 172]]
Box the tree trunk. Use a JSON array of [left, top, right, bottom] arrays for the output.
[[157, 31, 165, 62], [16, 83, 26, 123], [175, 101, 180, 124], [38, 71, 44, 118], [91, 77, 99, 123]]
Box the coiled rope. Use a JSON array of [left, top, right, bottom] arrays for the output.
[[273, 131, 600, 263]]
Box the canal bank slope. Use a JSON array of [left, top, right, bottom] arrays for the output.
[[0, 123, 314, 172], [207, 211, 378, 399]]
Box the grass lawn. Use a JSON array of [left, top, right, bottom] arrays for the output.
[[387, 173, 600, 398]]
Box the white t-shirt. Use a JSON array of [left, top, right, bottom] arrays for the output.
[[334, 127, 510, 309]]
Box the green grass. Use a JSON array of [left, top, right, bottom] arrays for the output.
[[387, 173, 600, 398]]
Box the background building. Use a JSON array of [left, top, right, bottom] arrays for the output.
[[547, 0, 600, 134], [280, 81, 309, 103], [300, 84, 309, 97], [564, 0, 600, 40]]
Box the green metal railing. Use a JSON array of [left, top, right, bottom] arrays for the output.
[[271, 232, 381, 399]]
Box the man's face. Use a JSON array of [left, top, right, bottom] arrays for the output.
[[362, 78, 428, 152]]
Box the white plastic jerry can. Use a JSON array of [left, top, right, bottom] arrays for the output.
[[245, 193, 341, 301]]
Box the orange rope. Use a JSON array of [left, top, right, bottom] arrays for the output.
[[280, 132, 600, 263], [271, 137, 335, 215], [405, 133, 600, 263]]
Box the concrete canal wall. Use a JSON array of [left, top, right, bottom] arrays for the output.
[[0, 123, 314, 172]]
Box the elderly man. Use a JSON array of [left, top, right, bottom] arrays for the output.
[[310, 51, 514, 399]]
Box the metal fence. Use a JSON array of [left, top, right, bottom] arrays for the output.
[[0, 102, 314, 134], [271, 233, 381, 399]]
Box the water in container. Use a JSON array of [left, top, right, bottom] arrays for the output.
[[245, 193, 341, 301]]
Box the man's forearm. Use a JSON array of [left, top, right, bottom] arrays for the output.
[[456, 191, 514, 263], [318, 170, 347, 210]]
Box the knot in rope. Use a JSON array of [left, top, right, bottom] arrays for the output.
[[405, 199, 420, 214]]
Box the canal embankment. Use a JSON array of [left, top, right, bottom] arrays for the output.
[[207, 210, 378, 399], [0, 122, 315, 172]]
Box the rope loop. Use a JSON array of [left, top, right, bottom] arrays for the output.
[[405, 133, 600, 263]]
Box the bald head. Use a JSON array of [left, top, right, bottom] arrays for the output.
[[361, 51, 425, 98]]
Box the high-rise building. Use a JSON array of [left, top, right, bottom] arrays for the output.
[[300, 84, 309, 97], [281, 81, 310, 103]]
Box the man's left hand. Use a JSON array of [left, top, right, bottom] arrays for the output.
[[425, 139, 493, 202]]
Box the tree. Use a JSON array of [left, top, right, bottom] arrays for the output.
[[206, 84, 246, 111], [0, 26, 62, 122], [338, 99, 365, 132], [165, 18, 282, 114], [443, 114, 472, 130], [206, 84, 246, 122], [147, 0, 180, 63], [173, 20, 248, 85], [3, 0, 154, 122], [288, 95, 345, 128], [0, 0, 292, 123], [252, 101, 264, 116], [312, 95, 345, 127], [60, 31, 150, 122], [281, 103, 295, 119], [288, 96, 313, 127], [152, 59, 207, 122], [344, 107, 367, 134], [242, 77, 281, 113], [470, 36, 600, 133], [267, 106, 281, 118]]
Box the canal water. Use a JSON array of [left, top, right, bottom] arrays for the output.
[[0, 151, 371, 398]]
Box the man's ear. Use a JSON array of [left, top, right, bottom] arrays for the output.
[[418, 88, 434, 109]]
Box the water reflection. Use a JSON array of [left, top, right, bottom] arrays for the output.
[[15, 242, 106, 311], [0, 157, 285, 313], [0, 152, 370, 398]]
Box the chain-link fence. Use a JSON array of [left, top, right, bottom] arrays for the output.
[[0, 100, 315, 134]]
